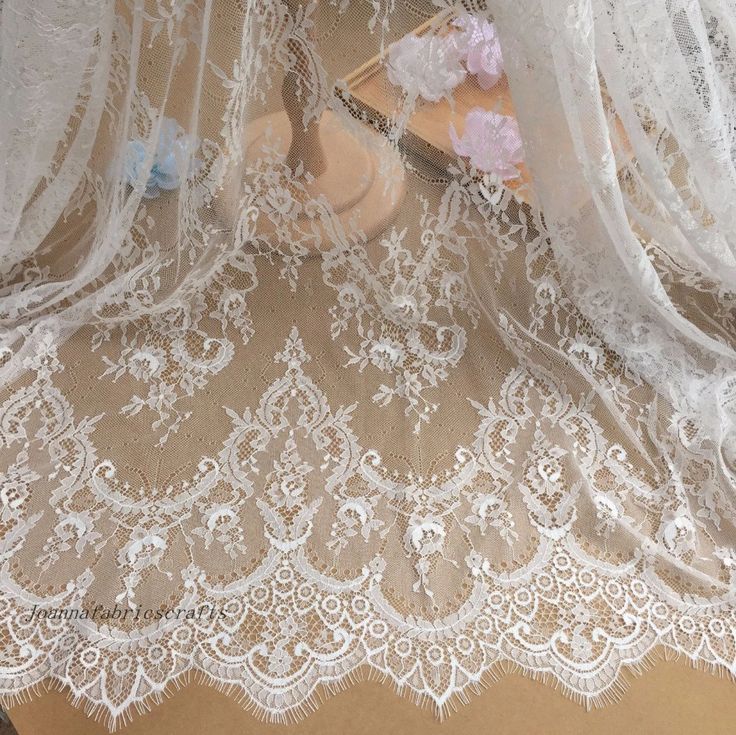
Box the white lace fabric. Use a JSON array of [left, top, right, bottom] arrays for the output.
[[1, 0, 736, 729]]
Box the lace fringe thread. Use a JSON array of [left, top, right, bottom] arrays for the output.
[[1, 646, 735, 732]]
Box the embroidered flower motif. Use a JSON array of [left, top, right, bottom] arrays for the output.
[[193, 504, 247, 558], [403, 513, 456, 597], [329, 497, 383, 551], [387, 33, 466, 102], [124, 117, 201, 198], [453, 13, 504, 90], [568, 601, 594, 659], [466, 493, 518, 544], [266, 438, 313, 511], [659, 509, 698, 557], [0, 462, 39, 523], [368, 339, 404, 370], [405, 516, 446, 557], [278, 615, 300, 640], [449, 107, 524, 179], [128, 348, 164, 381], [122, 527, 168, 569], [592, 491, 624, 537], [384, 275, 432, 325], [714, 546, 736, 586], [268, 644, 293, 676], [44, 511, 101, 564]]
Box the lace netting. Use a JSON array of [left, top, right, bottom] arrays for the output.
[[1, 0, 736, 729]]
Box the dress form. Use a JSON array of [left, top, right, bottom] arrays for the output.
[[229, 0, 406, 251]]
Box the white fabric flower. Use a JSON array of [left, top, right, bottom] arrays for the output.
[[387, 33, 466, 102], [449, 107, 524, 178]]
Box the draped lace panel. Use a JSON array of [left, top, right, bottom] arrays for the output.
[[0, 0, 735, 729]]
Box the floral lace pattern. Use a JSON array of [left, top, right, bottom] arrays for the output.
[[2, 296, 735, 726], [1, 1, 736, 730]]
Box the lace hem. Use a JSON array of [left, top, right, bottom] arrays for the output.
[[2, 651, 733, 732], [2, 555, 735, 731]]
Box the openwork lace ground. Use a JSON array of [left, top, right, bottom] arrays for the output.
[[1, 327, 735, 729], [3, 1, 736, 730]]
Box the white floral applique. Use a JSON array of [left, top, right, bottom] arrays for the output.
[[0, 335, 103, 575], [219, 328, 362, 554], [323, 190, 479, 433], [387, 31, 466, 103], [96, 247, 257, 447], [92, 456, 220, 607], [450, 107, 524, 179]]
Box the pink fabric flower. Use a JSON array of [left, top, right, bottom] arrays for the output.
[[449, 107, 524, 179], [453, 14, 504, 90]]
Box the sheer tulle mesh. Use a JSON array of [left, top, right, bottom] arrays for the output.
[[1, 0, 736, 729]]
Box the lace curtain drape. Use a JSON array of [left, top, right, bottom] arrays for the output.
[[1, 0, 736, 729]]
